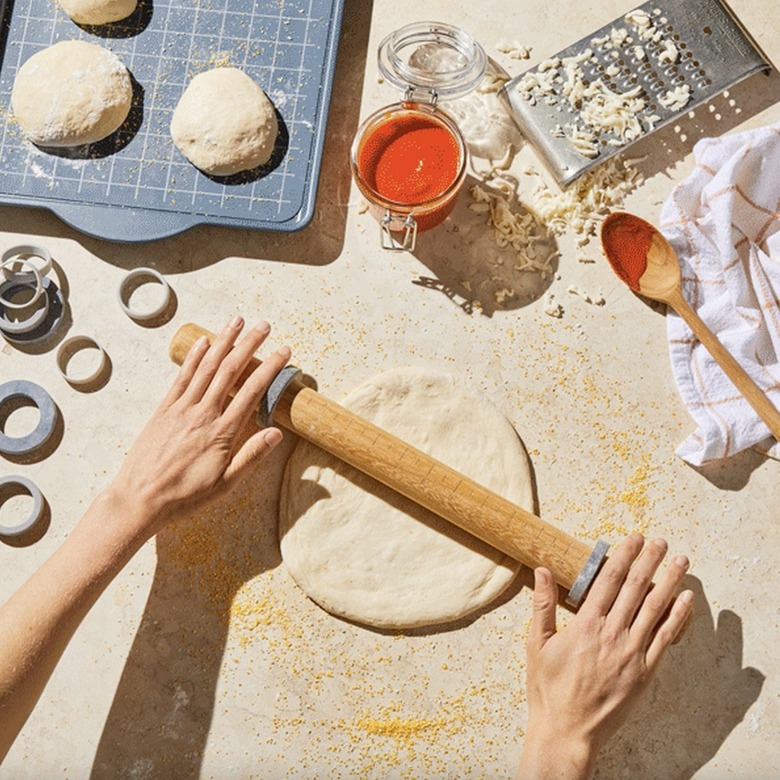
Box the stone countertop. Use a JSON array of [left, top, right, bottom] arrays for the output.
[[1, 0, 778, 776]]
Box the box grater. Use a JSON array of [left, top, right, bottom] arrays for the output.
[[503, 0, 770, 187]]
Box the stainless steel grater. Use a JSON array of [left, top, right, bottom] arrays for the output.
[[503, 0, 771, 186]]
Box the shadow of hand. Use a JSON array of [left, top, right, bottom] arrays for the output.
[[90, 437, 293, 780], [594, 576, 765, 779]]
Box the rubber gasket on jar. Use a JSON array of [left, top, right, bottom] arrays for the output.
[[0, 380, 58, 456], [1, 244, 53, 286], [0, 277, 51, 335], [56, 335, 108, 387], [0, 258, 42, 310], [117, 267, 171, 322], [0, 474, 45, 539]]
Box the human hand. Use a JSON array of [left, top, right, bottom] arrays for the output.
[[518, 533, 694, 779], [106, 316, 290, 539]]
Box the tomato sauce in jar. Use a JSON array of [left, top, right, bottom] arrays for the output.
[[350, 22, 485, 250], [351, 104, 466, 236]]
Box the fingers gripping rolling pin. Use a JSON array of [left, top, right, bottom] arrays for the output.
[[169, 323, 609, 607]]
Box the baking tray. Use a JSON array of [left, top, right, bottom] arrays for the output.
[[0, 0, 344, 241], [503, 0, 770, 186]]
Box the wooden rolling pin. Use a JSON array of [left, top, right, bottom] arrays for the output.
[[169, 323, 608, 606]]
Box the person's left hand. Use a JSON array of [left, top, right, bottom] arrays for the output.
[[107, 316, 290, 538]]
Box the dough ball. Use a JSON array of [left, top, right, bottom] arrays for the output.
[[170, 67, 278, 176], [59, 0, 138, 25], [11, 41, 133, 147], [279, 368, 535, 629]]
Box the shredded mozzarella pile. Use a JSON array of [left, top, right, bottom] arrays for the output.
[[567, 127, 600, 158], [469, 183, 558, 278], [658, 40, 679, 64], [579, 80, 646, 141], [659, 83, 692, 110], [527, 158, 643, 244], [497, 40, 532, 60]]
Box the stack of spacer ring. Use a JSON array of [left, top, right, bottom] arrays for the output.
[[0, 245, 62, 343]]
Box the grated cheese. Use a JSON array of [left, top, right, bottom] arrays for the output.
[[659, 83, 692, 110], [527, 157, 643, 245], [497, 40, 532, 60], [610, 27, 630, 47], [658, 39, 679, 65], [469, 183, 557, 278], [543, 292, 564, 318]]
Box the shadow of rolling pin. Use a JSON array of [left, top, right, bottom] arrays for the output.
[[169, 322, 608, 607]]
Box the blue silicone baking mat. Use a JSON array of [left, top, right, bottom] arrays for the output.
[[0, 0, 344, 241]]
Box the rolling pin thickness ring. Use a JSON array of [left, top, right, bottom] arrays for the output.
[[566, 538, 609, 607], [0, 380, 58, 456], [0, 474, 45, 538], [258, 365, 302, 428]]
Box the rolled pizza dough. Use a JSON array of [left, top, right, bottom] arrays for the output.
[[11, 41, 133, 147], [170, 67, 278, 176], [279, 368, 535, 629], [59, 0, 138, 25]]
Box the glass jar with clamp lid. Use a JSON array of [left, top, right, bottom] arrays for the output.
[[350, 22, 486, 252]]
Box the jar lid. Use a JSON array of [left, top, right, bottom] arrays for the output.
[[377, 22, 487, 103]]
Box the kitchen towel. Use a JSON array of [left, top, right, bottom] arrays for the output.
[[660, 122, 780, 465]]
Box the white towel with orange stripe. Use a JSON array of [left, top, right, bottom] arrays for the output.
[[659, 123, 780, 466]]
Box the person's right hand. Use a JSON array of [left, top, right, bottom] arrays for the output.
[[106, 316, 290, 541], [518, 533, 694, 779]]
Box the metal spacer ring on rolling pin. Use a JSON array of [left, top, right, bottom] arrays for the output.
[[117, 267, 172, 322], [56, 335, 109, 387], [0, 276, 51, 335], [0, 474, 45, 539], [1, 244, 53, 286], [257, 366, 302, 428], [0, 380, 58, 457], [0, 257, 43, 310], [566, 538, 610, 607]]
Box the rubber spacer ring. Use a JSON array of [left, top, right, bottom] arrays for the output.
[[257, 365, 302, 428], [0, 474, 45, 539], [1, 244, 53, 286], [0, 277, 51, 335], [0, 380, 58, 456], [117, 267, 172, 322], [56, 335, 109, 387], [0, 258, 42, 310]]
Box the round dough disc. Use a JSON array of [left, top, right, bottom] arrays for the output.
[[170, 67, 278, 176], [279, 368, 535, 629], [59, 0, 137, 25], [11, 41, 132, 148]]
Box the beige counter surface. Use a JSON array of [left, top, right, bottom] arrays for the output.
[[1, 0, 779, 777]]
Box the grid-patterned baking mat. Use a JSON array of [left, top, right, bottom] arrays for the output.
[[0, 0, 344, 241]]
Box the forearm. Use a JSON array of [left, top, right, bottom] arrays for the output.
[[517, 729, 596, 780], [0, 489, 154, 761]]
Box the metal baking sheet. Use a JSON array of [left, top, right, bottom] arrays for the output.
[[503, 0, 770, 186], [0, 0, 344, 241]]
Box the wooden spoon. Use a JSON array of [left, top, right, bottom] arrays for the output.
[[601, 211, 780, 441]]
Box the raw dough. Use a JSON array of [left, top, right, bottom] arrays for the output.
[[59, 0, 137, 25], [11, 41, 133, 147], [279, 368, 535, 629], [170, 68, 278, 176]]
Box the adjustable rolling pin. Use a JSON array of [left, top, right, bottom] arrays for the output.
[[169, 323, 609, 607]]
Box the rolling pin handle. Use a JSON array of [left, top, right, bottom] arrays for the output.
[[257, 365, 303, 428], [566, 539, 609, 608]]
